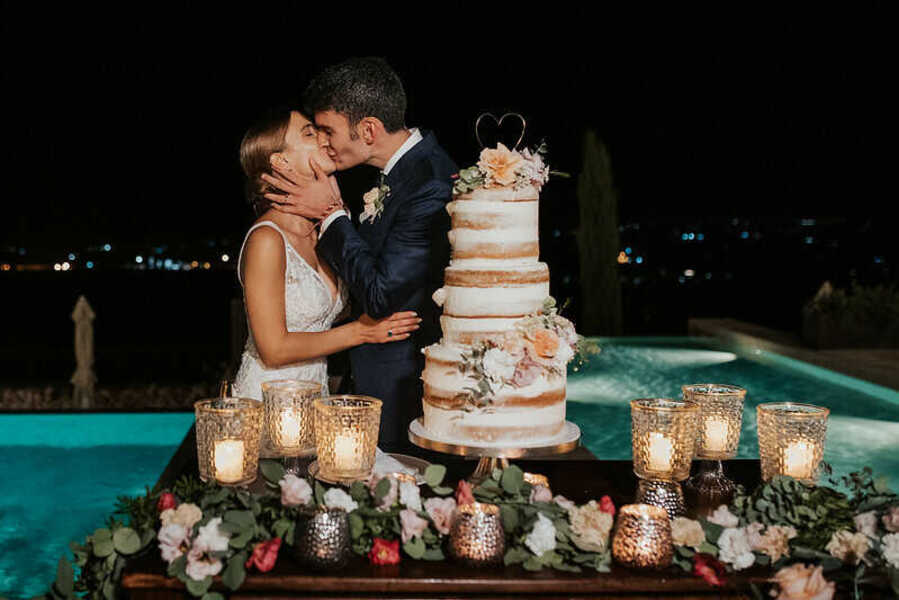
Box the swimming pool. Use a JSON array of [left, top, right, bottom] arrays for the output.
[[0, 412, 194, 599], [569, 337, 899, 486]]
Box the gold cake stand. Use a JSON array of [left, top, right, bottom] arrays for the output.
[[408, 418, 581, 482]]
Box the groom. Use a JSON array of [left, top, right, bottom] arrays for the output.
[[271, 57, 456, 452]]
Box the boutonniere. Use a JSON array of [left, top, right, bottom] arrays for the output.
[[360, 181, 390, 224]]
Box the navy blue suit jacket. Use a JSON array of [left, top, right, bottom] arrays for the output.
[[317, 130, 457, 448]]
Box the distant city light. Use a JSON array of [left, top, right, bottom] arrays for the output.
[[54, 263, 61, 271], [68, 253, 76, 261], [697, 233, 705, 241], [635, 256, 643, 264], [103, 244, 112, 252], [681, 233, 689, 241], [625, 247, 632, 255], [705, 272, 712, 280], [203, 262, 211, 270], [678, 276, 686, 284], [805, 236, 814, 244], [86, 261, 94, 269], [62, 262, 71, 271], [874, 256, 884, 264], [801, 219, 816, 226], [688, 233, 695, 240], [1, 264, 11, 272], [740, 231, 750, 239], [617, 251, 629, 264], [191, 260, 199, 269], [684, 269, 695, 277], [164, 259, 173, 269], [135, 256, 143, 264], [221, 254, 230, 262]]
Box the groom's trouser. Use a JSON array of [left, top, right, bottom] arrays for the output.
[[349, 354, 424, 454]]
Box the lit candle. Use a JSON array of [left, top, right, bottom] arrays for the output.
[[334, 432, 360, 472], [703, 417, 729, 453], [279, 410, 302, 447], [647, 432, 674, 472], [214, 440, 245, 483], [783, 440, 816, 480]]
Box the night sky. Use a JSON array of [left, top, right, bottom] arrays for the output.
[[3, 7, 893, 249]]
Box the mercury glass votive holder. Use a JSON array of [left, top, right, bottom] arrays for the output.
[[611, 503, 674, 569], [195, 398, 263, 486], [635, 480, 686, 519], [681, 384, 746, 460], [294, 507, 351, 570], [261, 379, 321, 457], [313, 395, 382, 482], [757, 402, 829, 484], [630, 398, 700, 482], [448, 502, 506, 566]]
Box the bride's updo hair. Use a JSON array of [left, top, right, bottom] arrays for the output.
[[239, 109, 294, 216]]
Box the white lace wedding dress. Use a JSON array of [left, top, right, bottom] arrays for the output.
[[232, 221, 348, 400]]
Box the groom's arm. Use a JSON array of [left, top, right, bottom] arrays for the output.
[[317, 178, 451, 320]]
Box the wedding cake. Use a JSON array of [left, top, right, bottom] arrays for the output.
[[421, 140, 588, 444]]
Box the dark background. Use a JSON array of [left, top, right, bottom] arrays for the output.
[[2, 7, 895, 384]]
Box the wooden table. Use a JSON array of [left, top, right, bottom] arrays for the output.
[[122, 426, 770, 599]]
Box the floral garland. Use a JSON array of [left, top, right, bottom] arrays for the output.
[[43, 463, 899, 600]]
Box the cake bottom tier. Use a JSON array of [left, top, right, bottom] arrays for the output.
[[421, 394, 566, 445]]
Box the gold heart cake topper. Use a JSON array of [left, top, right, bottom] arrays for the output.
[[475, 112, 527, 150]]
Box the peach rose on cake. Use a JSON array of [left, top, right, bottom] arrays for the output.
[[478, 143, 522, 187], [532, 329, 560, 358]]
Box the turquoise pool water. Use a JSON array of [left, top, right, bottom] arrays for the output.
[[569, 338, 899, 486], [0, 413, 194, 599]]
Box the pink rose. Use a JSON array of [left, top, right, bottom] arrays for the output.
[[883, 506, 899, 533], [771, 563, 835, 600], [157, 523, 189, 564], [368, 475, 399, 511], [529, 485, 553, 504], [279, 474, 313, 508], [512, 351, 543, 387], [455, 480, 475, 506], [424, 497, 456, 535], [599, 495, 616, 517], [185, 545, 223, 581], [399, 508, 429, 544]]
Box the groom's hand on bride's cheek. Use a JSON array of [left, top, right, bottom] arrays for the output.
[[265, 158, 342, 220]]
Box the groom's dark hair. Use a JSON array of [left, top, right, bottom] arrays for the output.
[[304, 57, 406, 134]]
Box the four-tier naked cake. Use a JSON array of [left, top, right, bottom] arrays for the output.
[[421, 140, 589, 445]]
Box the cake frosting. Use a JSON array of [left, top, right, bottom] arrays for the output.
[[420, 141, 587, 445]]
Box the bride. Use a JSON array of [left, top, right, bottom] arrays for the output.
[[232, 109, 421, 400]]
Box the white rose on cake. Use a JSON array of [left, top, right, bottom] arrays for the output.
[[482, 347, 518, 383]]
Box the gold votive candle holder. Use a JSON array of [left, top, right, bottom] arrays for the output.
[[448, 502, 505, 566], [757, 402, 829, 483], [630, 398, 700, 482], [611, 503, 674, 569], [313, 395, 382, 483], [682, 384, 746, 460], [261, 379, 321, 457], [195, 398, 263, 486]]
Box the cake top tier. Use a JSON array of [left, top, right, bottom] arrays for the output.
[[453, 142, 551, 197]]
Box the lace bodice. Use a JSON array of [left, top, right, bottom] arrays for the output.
[[232, 221, 348, 400]]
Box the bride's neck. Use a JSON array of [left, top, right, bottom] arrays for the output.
[[262, 210, 315, 238]]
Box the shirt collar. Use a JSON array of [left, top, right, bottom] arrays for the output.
[[382, 127, 422, 176]]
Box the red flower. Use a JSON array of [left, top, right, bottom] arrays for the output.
[[599, 495, 615, 517], [368, 538, 400, 565], [693, 553, 727, 587], [455, 480, 475, 506], [157, 492, 176, 512], [245, 538, 282, 573]]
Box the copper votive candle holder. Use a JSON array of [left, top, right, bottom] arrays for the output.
[[294, 507, 351, 570], [195, 398, 263, 487], [313, 395, 382, 483], [630, 398, 700, 482], [757, 402, 829, 484], [611, 503, 674, 569], [261, 379, 321, 458], [448, 502, 505, 566]]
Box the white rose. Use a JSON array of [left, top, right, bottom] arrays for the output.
[[160, 504, 202, 530], [707, 504, 740, 528], [524, 512, 557, 557], [324, 487, 359, 513], [717, 527, 755, 571], [555, 343, 575, 365], [671, 517, 706, 550], [157, 523, 188, 564], [882, 533, 899, 569], [193, 517, 230, 553], [399, 480, 422, 512], [185, 546, 223, 581], [482, 348, 517, 383], [854, 511, 878, 538], [280, 473, 313, 507]]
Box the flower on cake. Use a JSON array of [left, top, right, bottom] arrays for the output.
[[454, 141, 554, 195], [481, 347, 518, 383], [478, 143, 522, 187]]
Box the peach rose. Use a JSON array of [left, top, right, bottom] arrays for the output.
[[533, 329, 560, 358], [478, 143, 522, 187], [771, 563, 835, 600]]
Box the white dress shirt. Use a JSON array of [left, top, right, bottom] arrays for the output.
[[320, 128, 422, 233]]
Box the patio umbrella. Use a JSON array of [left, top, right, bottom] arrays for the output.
[[71, 295, 97, 408]]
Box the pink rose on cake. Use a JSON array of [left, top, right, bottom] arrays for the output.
[[478, 143, 522, 187]]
